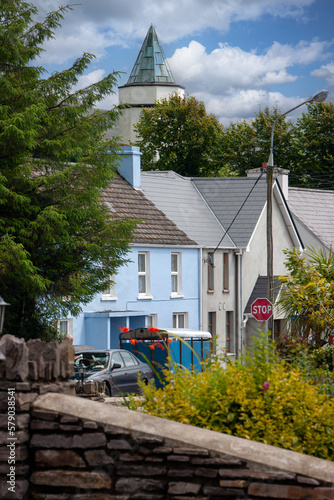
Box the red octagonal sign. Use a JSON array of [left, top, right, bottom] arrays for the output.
[[251, 298, 273, 321]]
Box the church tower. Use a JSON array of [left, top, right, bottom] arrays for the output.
[[117, 25, 185, 144]]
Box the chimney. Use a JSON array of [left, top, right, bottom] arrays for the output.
[[118, 145, 142, 188]]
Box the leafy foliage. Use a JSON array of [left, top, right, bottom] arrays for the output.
[[132, 335, 334, 460], [277, 337, 334, 397], [134, 93, 233, 177], [219, 107, 294, 176], [290, 101, 334, 189], [0, 1, 136, 339], [219, 102, 333, 189], [278, 248, 334, 347]]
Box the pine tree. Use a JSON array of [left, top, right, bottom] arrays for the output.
[[0, 1, 136, 339]]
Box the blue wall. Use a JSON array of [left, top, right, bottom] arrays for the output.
[[71, 246, 200, 349]]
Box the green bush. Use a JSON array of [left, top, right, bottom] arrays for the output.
[[311, 345, 334, 372], [133, 335, 334, 460]]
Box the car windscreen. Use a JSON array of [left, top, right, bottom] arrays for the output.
[[74, 352, 109, 370]]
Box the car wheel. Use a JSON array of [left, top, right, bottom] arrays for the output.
[[104, 383, 112, 397]]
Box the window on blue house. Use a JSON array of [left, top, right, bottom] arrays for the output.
[[138, 251, 151, 298], [173, 312, 188, 328], [102, 275, 116, 300], [171, 252, 182, 297]]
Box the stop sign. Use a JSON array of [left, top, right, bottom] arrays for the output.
[[251, 298, 273, 321]]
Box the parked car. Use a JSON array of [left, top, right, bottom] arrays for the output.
[[74, 349, 154, 396]]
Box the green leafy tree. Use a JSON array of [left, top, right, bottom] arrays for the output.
[[219, 107, 294, 176], [290, 101, 334, 189], [134, 93, 232, 176], [278, 248, 334, 347], [0, 1, 136, 339], [220, 102, 333, 188]]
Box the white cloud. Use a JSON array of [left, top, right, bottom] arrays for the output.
[[193, 89, 306, 125], [169, 39, 328, 94], [311, 62, 334, 86], [31, 0, 315, 62], [28, 0, 332, 123]]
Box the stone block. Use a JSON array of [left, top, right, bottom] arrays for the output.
[[203, 485, 241, 497], [30, 470, 112, 489], [117, 465, 166, 477], [167, 481, 201, 495], [107, 439, 133, 450], [191, 456, 243, 466], [30, 420, 59, 430], [0, 445, 28, 461], [194, 467, 218, 478], [173, 447, 209, 456], [27, 338, 46, 379], [85, 449, 114, 466], [219, 468, 296, 481], [59, 337, 75, 378], [0, 429, 29, 445], [167, 469, 194, 478], [220, 480, 248, 488], [15, 391, 38, 411], [297, 476, 321, 486], [31, 494, 121, 500], [35, 449, 85, 468], [116, 477, 165, 494], [248, 483, 334, 499], [42, 341, 60, 379], [167, 454, 190, 462], [31, 432, 107, 449], [0, 334, 29, 381], [0, 478, 29, 499], [152, 446, 173, 454]]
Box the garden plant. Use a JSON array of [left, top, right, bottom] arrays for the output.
[[131, 334, 334, 461]]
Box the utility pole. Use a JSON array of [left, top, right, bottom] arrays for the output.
[[266, 90, 328, 340]]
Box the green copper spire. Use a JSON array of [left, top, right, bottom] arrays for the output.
[[127, 25, 176, 84]]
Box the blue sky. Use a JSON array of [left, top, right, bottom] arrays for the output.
[[32, 0, 334, 125]]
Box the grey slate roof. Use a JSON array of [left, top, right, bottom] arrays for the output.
[[193, 177, 268, 248], [101, 174, 195, 246], [126, 26, 176, 85], [141, 171, 235, 248], [288, 187, 334, 250], [244, 276, 282, 314]]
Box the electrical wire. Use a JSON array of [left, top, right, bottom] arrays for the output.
[[211, 169, 265, 258]]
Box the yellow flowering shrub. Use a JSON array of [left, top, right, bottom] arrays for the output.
[[133, 336, 334, 460]]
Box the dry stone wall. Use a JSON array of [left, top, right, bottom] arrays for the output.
[[0, 334, 75, 499], [0, 334, 334, 500]]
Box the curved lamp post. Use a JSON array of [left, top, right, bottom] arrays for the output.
[[266, 90, 328, 338]]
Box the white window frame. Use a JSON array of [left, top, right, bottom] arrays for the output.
[[208, 252, 214, 292], [138, 251, 152, 299], [147, 314, 158, 328], [223, 252, 230, 292], [171, 252, 183, 298], [101, 274, 117, 301], [173, 312, 188, 328], [57, 318, 73, 337]]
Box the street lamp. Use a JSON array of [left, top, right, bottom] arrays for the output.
[[266, 90, 328, 338], [78, 360, 86, 393]]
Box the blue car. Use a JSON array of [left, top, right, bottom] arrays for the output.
[[74, 349, 154, 396]]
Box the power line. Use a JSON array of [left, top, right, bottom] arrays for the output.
[[211, 170, 265, 257]]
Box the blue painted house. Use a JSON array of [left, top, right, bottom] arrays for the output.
[[64, 146, 200, 349]]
